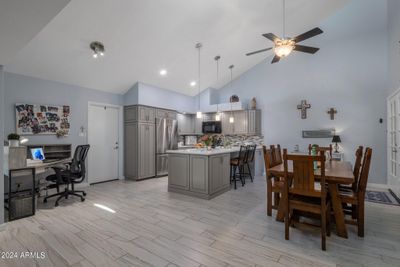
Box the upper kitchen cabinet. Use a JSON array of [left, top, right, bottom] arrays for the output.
[[156, 108, 177, 120], [220, 110, 261, 135], [247, 110, 261, 135], [124, 105, 156, 123], [177, 113, 195, 135]]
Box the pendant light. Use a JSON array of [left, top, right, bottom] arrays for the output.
[[229, 65, 235, 124], [196, 43, 202, 119], [214, 55, 221, 121]]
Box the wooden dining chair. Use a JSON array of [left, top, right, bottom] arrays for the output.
[[308, 144, 333, 158], [339, 147, 372, 237], [340, 146, 363, 191], [270, 144, 283, 165], [283, 149, 331, 251], [263, 146, 284, 216]]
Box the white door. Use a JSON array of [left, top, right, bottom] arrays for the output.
[[88, 104, 119, 184], [388, 92, 400, 196]]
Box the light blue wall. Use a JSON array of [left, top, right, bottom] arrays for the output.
[[4, 72, 123, 149], [217, 0, 388, 184], [124, 82, 195, 112], [124, 82, 139, 105], [0, 66, 4, 224], [387, 0, 400, 95]]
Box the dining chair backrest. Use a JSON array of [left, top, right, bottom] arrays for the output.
[[357, 147, 372, 194], [263, 146, 274, 170], [353, 146, 364, 190], [270, 144, 283, 165], [283, 149, 326, 198], [246, 145, 257, 163], [308, 144, 333, 158]]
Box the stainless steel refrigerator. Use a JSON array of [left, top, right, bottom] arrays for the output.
[[156, 118, 178, 176]]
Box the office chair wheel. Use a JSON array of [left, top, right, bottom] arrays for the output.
[[83, 192, 87, 196], [43, 198, 47, 203], [81, 198, 85, 202], [55, 202, 59, 207]]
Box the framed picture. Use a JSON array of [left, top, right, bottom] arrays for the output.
[[15, 103, 71, 135]]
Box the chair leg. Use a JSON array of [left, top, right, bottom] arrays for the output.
[[285, 204, 290, 240], [247, 163, 253, 182], [239, 166, 244, 186], [327, 203, 331, 237], [74, 190, 87, 196], [230, 165, 233, 184], [351, 204, 357, 219], [233, 166, 237, 190], [321, 206, 327, 251], [357, 201, 364, 237], [267, 178, 272, 216]]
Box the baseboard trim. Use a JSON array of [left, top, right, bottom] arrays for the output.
[[367, 183, 388, 190], [75, 182, 90, 188], [0, 223, 6, 232]]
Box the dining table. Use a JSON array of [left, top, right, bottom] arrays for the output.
[[267, 160, 354, 238]]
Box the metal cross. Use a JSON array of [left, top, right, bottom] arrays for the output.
[[327, 108, 337, 120], [297, 100, 311, 119]]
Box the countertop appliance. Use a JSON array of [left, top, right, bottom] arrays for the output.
[[202, 121, 222, 134], [156, 118, 178, 177]]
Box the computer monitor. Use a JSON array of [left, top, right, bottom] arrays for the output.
[[30, 148, 45, 161]]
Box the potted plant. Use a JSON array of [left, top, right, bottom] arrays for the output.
[[7, 133, 20, 147], [200, 135, 213, 150]]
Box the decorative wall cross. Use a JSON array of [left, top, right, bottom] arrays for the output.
[[327, 108, 337, 120], [297, 100, 311, 119]]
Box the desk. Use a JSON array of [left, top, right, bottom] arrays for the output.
[[267, 160, 354, 238], [5, 158, 71, 221]]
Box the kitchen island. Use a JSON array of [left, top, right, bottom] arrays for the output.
[[167, 146, 263, 199]]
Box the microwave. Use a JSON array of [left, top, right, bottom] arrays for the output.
[[202, 121, 222, 134]]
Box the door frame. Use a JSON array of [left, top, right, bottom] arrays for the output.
[[87, 101, 124, 184], [387, 88, 400, 196]]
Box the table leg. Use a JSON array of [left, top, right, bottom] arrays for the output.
[[328, 183, 348, 238], [276, 185, 285, 222]]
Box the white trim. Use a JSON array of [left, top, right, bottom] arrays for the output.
[[367, 183, 389, 190], [387, 86, 400, 100], [87, 101, 124, 184], [74, 182, 90, 188]]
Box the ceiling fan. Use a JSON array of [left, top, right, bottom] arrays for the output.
[[246, 0, 323, 64]]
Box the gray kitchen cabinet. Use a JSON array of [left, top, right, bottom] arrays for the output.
[[138, 106, 156, 123], [233, 111, 248, 134], [190, 155, 209, 194], [194, 116, 203, 134], [156, 109, 177, 120], [138, 123, 156, 179], [221, 112, 233, 135], [125, 105, 155, 123], [209, 154, 230, 194], [253, 148, 265, 177], [168, 154, 190, 190], [177, 113, 194, 135], [247, 110, 261, 135], [124, 122, 138, 179], [124, 120, 156, 180], [202, 113, 213, 122]]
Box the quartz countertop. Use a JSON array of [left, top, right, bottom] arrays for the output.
[[167, 146, 263, 156]]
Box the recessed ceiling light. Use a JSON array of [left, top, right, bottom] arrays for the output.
[[190, 81, 197, 87], [160, 69, 167, 76]]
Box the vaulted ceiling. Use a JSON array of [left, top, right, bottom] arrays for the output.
[[4, 0, 348, 95]]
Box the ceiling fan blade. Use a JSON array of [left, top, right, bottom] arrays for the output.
[[293, 27, 323, 43], [293, 45, 320, 54], [271, 55, 280, 64], [246, 47, 272, 56], [262, 33, 280, 43]]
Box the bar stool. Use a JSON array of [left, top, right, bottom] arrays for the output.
[[243, 145, 257, 183], [230, 145, 248, 189]]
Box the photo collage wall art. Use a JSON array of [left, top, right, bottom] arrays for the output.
[[15, 103, 71, 135]]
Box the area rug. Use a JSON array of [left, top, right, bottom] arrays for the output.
[[365, 189, 400, 206]]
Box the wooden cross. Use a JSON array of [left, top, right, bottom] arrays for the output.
[[297, 100, 311, 119], [327, 108, 337, 120]]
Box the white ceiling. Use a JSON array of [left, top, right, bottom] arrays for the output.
[[0, 0, 71, 65], [5, 0, 348, 96]]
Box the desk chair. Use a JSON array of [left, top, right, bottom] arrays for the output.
[[44, 145, 90, 206]]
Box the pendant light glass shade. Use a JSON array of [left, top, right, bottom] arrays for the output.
[[229, 65, 235, 124], [215, 113, 221, 121], [229, 116, 234, 123]]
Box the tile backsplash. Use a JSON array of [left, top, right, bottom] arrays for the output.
[[223, 135, 264, 146]]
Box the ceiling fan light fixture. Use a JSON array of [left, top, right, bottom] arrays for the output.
[[90, 41, 105, 59], [274, 39, 295, 58]]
